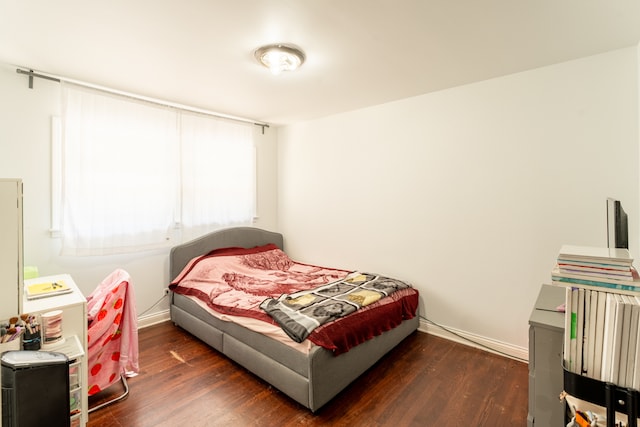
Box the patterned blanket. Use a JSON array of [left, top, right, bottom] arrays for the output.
[[260, 272, 411, 342], [169, 244, 350, 321], [170, 244, 419, 354]]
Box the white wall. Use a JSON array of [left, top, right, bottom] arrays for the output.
[[277, 47, 640, 353], [1, 46, 638, 354], [0, 63, 279, 323]]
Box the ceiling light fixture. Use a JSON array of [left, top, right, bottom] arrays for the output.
[[254, 44, 305, 75]]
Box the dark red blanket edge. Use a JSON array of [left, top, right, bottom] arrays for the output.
[[308, 288, 419, 355]]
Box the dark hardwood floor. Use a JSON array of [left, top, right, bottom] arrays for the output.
[[88, 321, 528, 427]]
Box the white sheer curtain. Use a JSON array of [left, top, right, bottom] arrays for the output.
[[59, 83, 255, 255], [179, 112, 255, 241]]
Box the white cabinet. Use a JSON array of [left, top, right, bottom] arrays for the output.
[[0, 178, 23, 319], [23, 274, 88, 427], [0, 179, 23, 424]]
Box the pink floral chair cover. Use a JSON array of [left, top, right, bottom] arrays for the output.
[[86, 269, 139, 396]]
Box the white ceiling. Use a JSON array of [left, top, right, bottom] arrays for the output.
[[1, 1, 640, 125]]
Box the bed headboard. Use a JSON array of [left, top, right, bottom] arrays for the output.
[[169, 226, 284, 281]]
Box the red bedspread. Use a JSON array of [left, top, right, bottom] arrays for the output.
[[169, 244, 419, 354]]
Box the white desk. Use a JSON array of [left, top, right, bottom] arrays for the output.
[[23, 274, 88, 427]]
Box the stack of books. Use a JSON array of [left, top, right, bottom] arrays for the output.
[[552, 244, 638, 292], [553, 245, 640, 388]]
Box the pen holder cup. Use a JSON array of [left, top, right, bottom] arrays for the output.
[[22, 330, 41, 350], [41, 310, 64, 347]]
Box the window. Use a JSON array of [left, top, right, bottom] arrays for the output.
[[56, 83, 255, 256]]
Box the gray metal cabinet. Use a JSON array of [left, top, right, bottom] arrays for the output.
[[528, 284, 566, 427]]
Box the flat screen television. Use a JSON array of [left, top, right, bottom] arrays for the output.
[[607, 197, 629, 250]]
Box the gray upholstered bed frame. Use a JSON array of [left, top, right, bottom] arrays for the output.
[[169, 226, 419, 412]]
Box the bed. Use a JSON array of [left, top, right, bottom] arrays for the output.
[[169, 226, 419, 412]]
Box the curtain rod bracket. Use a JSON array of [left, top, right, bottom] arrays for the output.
[[255, 123, 270, 134], [17, 68, 60, 90]]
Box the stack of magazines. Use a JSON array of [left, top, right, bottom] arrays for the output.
[[552, 244, 638, 292]]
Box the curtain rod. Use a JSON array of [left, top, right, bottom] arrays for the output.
[[16, 67, 270, 133]]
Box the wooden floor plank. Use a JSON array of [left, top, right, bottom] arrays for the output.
[[88, 321, 528, 427]]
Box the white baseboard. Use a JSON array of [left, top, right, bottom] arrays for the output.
[[419, 318, 528, 363], [138, 309, 171, 329]]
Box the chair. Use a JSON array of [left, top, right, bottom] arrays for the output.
[[86, 269, 139, 412]]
